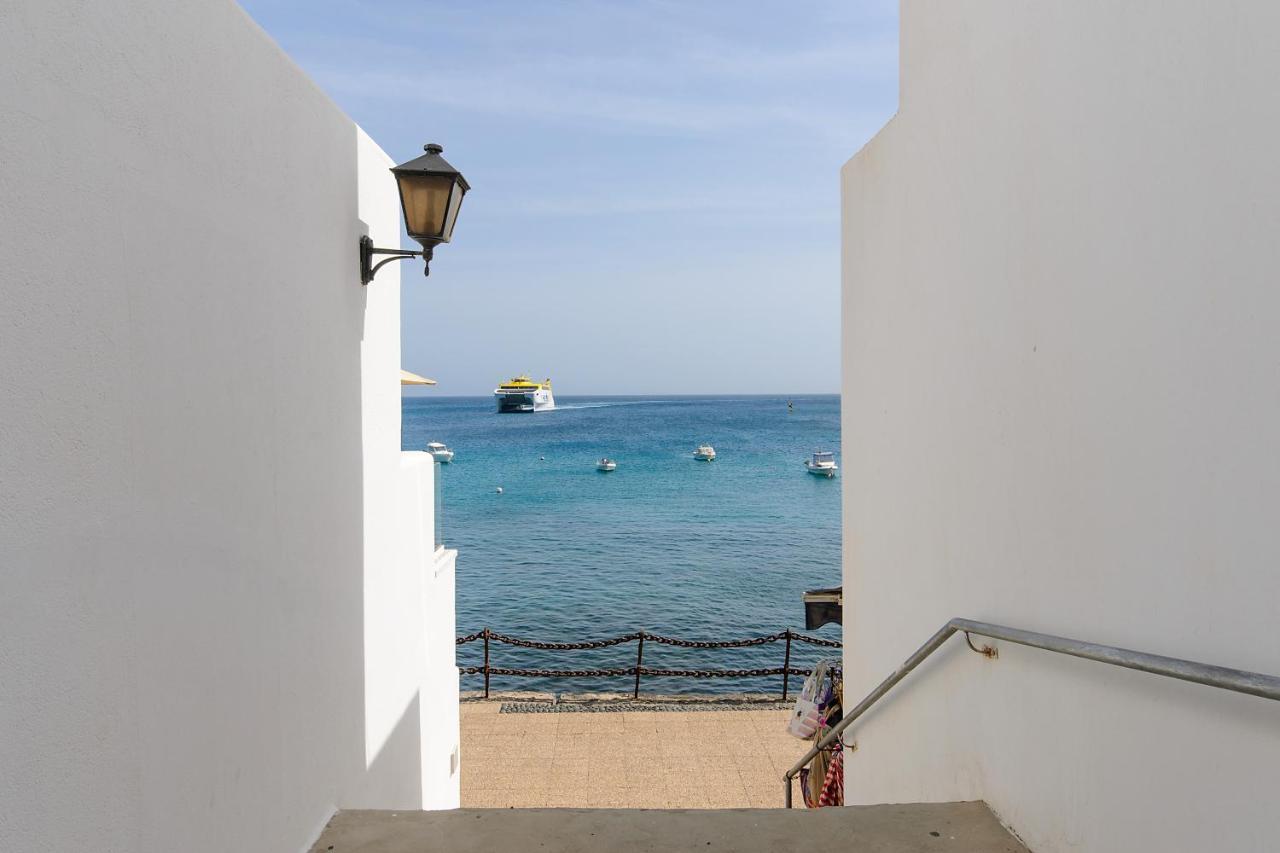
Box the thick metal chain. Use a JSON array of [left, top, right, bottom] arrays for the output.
[[790, 633, 843, 648], [459, 665, 815, 679], [486, 631, 642, 650], [645, 632, 783, 648], [461, 666, 636, 678], [638, 667, 814, 678], [456, 629, 841, 649]]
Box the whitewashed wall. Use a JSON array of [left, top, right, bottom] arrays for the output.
[[841, 2, 1280, 851], [0, 1, 456, 851], [347, 451, 459, 811], [350, 122, 460, 813]]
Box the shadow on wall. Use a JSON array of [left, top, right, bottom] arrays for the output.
[[348, 692, 423, 808]]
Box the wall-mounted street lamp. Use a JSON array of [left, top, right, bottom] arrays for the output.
[[360, 143, 470, 285]]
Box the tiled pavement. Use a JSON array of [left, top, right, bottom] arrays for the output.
[[459, 701, 809, 809]]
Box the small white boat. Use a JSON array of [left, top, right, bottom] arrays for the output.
[[426, 442, 454, 463], [805, 451, 838, 478], [597, 457, 617, 472], [694, 444, 716, 461]]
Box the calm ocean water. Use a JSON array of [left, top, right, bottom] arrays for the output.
[[403, 394, 842, 695]]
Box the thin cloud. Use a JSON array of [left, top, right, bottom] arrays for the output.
[[273, 2, 897, 142], [315, 64, 885, 144]]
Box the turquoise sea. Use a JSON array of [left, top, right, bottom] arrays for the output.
[[403, 394, 842, 695]]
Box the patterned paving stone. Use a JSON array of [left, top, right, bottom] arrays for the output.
[[461, 699, 808, 809]]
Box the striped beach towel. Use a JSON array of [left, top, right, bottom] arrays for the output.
[[817, 747, 844, 807]]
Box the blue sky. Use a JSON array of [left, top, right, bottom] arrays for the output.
[[240, 0, 899, 395]]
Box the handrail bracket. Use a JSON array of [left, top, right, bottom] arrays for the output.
[[965, 631, 998, 659]]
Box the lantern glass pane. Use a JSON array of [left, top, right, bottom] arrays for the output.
[[441, 181, 466, 243], [397, 173, 455, 239]]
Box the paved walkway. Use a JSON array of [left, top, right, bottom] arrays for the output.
[[460, 699, 808, 809]]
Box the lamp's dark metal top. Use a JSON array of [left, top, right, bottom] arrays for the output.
[[390, 143, 471, 192]]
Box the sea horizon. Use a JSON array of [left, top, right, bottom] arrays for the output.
[[403, 391, 843, 400]]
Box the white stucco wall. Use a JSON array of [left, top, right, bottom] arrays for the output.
[[347, 451, 459, 811], [350, 120, 459, 813], [841, 2, 1280, 851], [0, 1, 457, 851]]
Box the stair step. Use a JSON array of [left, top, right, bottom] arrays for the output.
[[311, 802, 1028, 853]]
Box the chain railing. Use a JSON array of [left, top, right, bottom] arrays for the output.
[[457, 627, 842, 699]]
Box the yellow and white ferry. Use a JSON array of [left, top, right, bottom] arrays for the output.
[[494, 375, 555, 413]]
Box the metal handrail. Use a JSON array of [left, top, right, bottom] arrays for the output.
[[783, 617, 1280, 807]]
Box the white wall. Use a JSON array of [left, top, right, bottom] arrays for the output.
[[841, 2, 1280, 851], [351, 122, 459, 812], [0, 1, 456, 850], [347, 451, 459, 811]]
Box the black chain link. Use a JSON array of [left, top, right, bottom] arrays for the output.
[[487, 631, 642, 650], [456, 629, 841, 650], [461, 666, 636, 678], [645, 632, 785, 648], [459, 665, 814, 679], [790, 633, 843, 648], [638, 667, 814, 678]]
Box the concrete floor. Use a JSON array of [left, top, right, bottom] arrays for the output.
[[459, 699, 807, 809], [310, 802, 1030, 853]]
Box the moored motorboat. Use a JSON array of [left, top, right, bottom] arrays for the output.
[[804, 451, 838, 478], [426, 441, 454, 463], [694, 444, 716, 461], [597, 457, 617, 472]]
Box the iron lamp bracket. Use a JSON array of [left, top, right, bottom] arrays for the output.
[[360, 235, 435, 285]]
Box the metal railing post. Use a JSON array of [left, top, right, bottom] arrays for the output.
[[634, 630, 645, 699], [483, 627, 491, 699], [782, 629, 793, 701]]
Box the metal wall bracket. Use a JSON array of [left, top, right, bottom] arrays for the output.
[[965, 632, 999, 659], [360, 235, 430, 285]]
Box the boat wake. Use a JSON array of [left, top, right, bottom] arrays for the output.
[[555, 400, 677, 410]]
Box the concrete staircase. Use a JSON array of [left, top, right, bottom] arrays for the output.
[[310, 802, 1029, 852]]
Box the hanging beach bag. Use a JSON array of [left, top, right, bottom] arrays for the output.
[[787, 662, 828, 739]]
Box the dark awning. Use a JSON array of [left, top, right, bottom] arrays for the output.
[[803, 586, 842, 631]]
